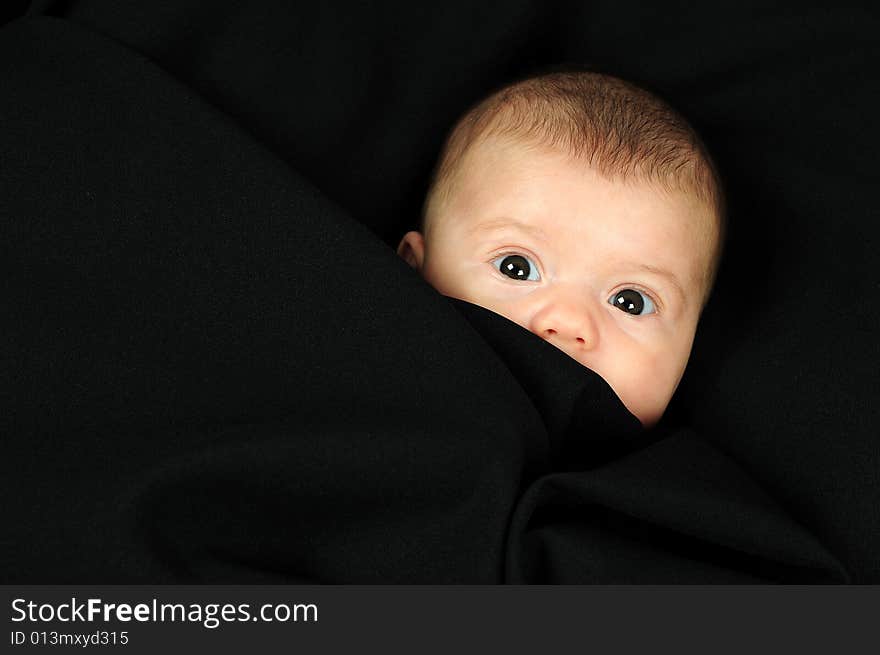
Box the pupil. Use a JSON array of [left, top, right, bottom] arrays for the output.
[[500, 255, 530, 279], [615, 289, 644, 314]]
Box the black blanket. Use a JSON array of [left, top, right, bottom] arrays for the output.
[[1, 1, 877, 583]]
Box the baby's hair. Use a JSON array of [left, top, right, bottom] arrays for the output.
[[422, 69, 727, 307]]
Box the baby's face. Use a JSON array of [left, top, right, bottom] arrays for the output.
[[399, 136, 716, 427]]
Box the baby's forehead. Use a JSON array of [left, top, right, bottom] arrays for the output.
[[435, 132, 716, 225], [452, 138, 710, 217]]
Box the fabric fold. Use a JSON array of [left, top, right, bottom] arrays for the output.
[[506, 431, 850, 583]]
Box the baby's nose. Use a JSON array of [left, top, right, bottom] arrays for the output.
[[529, 298, 598, 352]]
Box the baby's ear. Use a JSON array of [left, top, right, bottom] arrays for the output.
[[397, 231, 426, 271]]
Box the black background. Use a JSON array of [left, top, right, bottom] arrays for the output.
[[1, 2, 877, 582]]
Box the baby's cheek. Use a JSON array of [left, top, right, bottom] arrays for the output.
[[423, 254, 471, 293], [421, 258, 477, 302], [420, 259, 454, 295], [608, 344, 676, 423]]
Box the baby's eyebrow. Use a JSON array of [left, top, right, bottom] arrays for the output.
[[468, 217, 548, 241], [623, 262, 687, 307]]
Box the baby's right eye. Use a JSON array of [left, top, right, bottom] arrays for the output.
[[492, 254, 541, 281]]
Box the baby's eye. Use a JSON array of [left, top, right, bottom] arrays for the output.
[[608, 288, 656, 315], [492, 254, 541, 281]]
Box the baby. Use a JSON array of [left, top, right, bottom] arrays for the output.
[[398, 71, 726, 429]]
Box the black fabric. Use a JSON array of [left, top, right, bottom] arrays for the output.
[[1, 2, 876, 582]]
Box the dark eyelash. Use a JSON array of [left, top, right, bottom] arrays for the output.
[[491, 249, 541, 269]]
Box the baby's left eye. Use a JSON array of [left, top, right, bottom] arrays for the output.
[[608, 289, 656, 315], [492, 254, 541, 281]]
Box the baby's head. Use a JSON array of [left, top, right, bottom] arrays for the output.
[[398, 71, 726, 428]]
